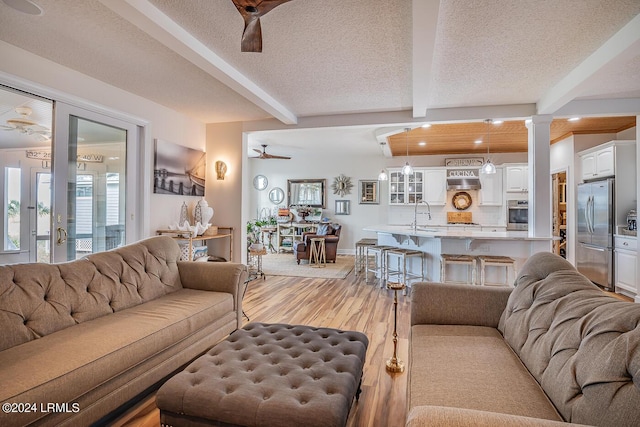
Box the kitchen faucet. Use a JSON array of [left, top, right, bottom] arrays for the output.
[[412, 200, 432, 232]]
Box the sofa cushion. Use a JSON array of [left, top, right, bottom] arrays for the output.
[[498, 252, 640, 426], [0, 236, 182, 351], [0, 288, 233, 418], [409, 324, 562, 421]]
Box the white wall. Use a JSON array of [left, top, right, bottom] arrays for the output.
[[0, 41, 206, 238]]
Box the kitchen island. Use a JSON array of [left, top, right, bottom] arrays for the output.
[[363, 224, 554, 284]]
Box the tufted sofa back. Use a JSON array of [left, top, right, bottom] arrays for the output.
[[0, 236, 183, 352], [499, 252, 640, 426]]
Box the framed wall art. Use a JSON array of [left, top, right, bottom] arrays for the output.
[[153, 139, 205, 196]]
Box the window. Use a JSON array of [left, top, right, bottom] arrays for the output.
[[6, 167, 20, 251]]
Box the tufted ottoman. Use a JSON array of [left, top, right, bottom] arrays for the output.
[[156, 322, 369, 427]]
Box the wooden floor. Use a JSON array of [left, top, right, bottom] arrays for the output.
[[116, 269, 410, 427]]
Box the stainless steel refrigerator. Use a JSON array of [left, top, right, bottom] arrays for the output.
[[576, 178, 614, 290]]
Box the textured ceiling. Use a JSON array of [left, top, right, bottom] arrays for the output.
[[0, 0, 638, 154]]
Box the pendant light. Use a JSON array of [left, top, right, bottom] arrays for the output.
[[378, 169, 388, 181], [481, 119, 496, 174], [401, 127, 413, 175]]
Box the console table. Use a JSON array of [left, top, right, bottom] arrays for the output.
[[156, 226, 234, 261]]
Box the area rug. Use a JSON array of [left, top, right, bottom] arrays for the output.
[[261, 253, 355, 279]]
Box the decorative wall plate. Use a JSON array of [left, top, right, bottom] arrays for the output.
[[452, 191, 472, 210]]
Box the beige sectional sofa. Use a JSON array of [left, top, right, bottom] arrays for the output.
[[408, 252, 640, 427], [0, 235, 247, 427]]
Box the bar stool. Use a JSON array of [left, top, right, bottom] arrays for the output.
[[365, 245, 394, 285], [440, 254, 477, 285], [355, 238, 377, 276], [477, 255, 516, 286], [309, 238, 326, 268], [385, 248, 424, 294]]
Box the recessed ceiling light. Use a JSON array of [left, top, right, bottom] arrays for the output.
[[475, 139, 482, 144], [3, 0, 43, 15], [421, 123, 431, 128], [418, 141, 426, 146], [493, 120, 503, 125], [568, 117, 581, 122]]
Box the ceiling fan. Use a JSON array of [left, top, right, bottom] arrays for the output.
[[252, 144, 291, 159], [230, 0, 292, 52], [0, 106, 51, 141]]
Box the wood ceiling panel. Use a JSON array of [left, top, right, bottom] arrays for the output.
[[387, 117, 636, 156]]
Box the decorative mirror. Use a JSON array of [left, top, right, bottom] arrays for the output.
[[331, 174, 353, 197], [269, 187, 285, 204], [253, 174, 268, 190], [287, 179, 326, 208], [335, 200, 350, 215], [359, 180, 379, 204]]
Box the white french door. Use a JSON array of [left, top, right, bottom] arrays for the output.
[[51, 102, 139, 263]]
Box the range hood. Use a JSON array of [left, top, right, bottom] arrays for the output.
[[446, 169, 482, 190]]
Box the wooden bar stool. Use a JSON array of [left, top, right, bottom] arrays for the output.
[[477, 255, 516, 286], [440, 254, 477, 285], [385, 248, 424, 294], [355, 238, 377, 276], [365, 245, 394, 285], [309, 237, 326, 268]]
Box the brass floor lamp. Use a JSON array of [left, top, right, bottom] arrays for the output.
[[386, 281, 406, 373]]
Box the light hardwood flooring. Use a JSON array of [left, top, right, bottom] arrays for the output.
[[116, 270, 410, 427]]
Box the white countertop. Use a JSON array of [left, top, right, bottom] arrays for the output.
[[364, 224, 555, 241]]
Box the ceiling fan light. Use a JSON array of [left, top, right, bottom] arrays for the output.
[[378, 169, 388, 181], [481, 160, 496, 174], [402, 162, 413, 176]]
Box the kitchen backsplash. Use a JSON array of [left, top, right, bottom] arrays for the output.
[[388, 191, 505, 226]]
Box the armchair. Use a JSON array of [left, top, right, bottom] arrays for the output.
[[294, 223, 341, 264]]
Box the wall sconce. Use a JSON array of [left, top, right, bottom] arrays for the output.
[[215, 160, 227, 180]]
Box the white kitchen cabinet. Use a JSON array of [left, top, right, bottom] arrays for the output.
[[581, 145, 614, 181], [388, 169, 425, 205], [479, 168, 503, 205], [505, 165, 528, 192], [615, 235, 637, 297], [423, 168, 447, 205]]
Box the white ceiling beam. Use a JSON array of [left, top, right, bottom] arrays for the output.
[[243, 104, 536, 133], [554, 97, 640, 117], [98, 0, 297, 125], [412, 0, 440, 118], [538, 14, 640, 115]]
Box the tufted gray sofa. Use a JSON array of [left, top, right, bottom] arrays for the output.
[[407, 252, 640, 427], [0, 235, 247, 427]]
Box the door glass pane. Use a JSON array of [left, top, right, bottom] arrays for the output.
[[36, 172, 51, 263], [66, 116, 126, 260], [5, 167, 20, 250]]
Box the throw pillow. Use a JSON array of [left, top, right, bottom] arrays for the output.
[[316, 224, 329, 235]]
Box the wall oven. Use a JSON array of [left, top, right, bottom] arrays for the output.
[[507, 200, 528, 231]]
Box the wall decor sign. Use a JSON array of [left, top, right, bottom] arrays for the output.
[[445, 157, 484, 167], [153, 139, 206, 196], [26, 151, 104, 163], [447, 168, 480, 178]]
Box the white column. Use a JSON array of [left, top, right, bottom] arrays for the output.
[[526, 115, 553, 239]]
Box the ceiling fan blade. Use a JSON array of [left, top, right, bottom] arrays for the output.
[[264, 154, 291, 160], [252, 148, 263, 154], [232, 0, 291, 52]]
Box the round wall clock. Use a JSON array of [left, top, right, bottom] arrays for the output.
[[452, 192, 472, 210]]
